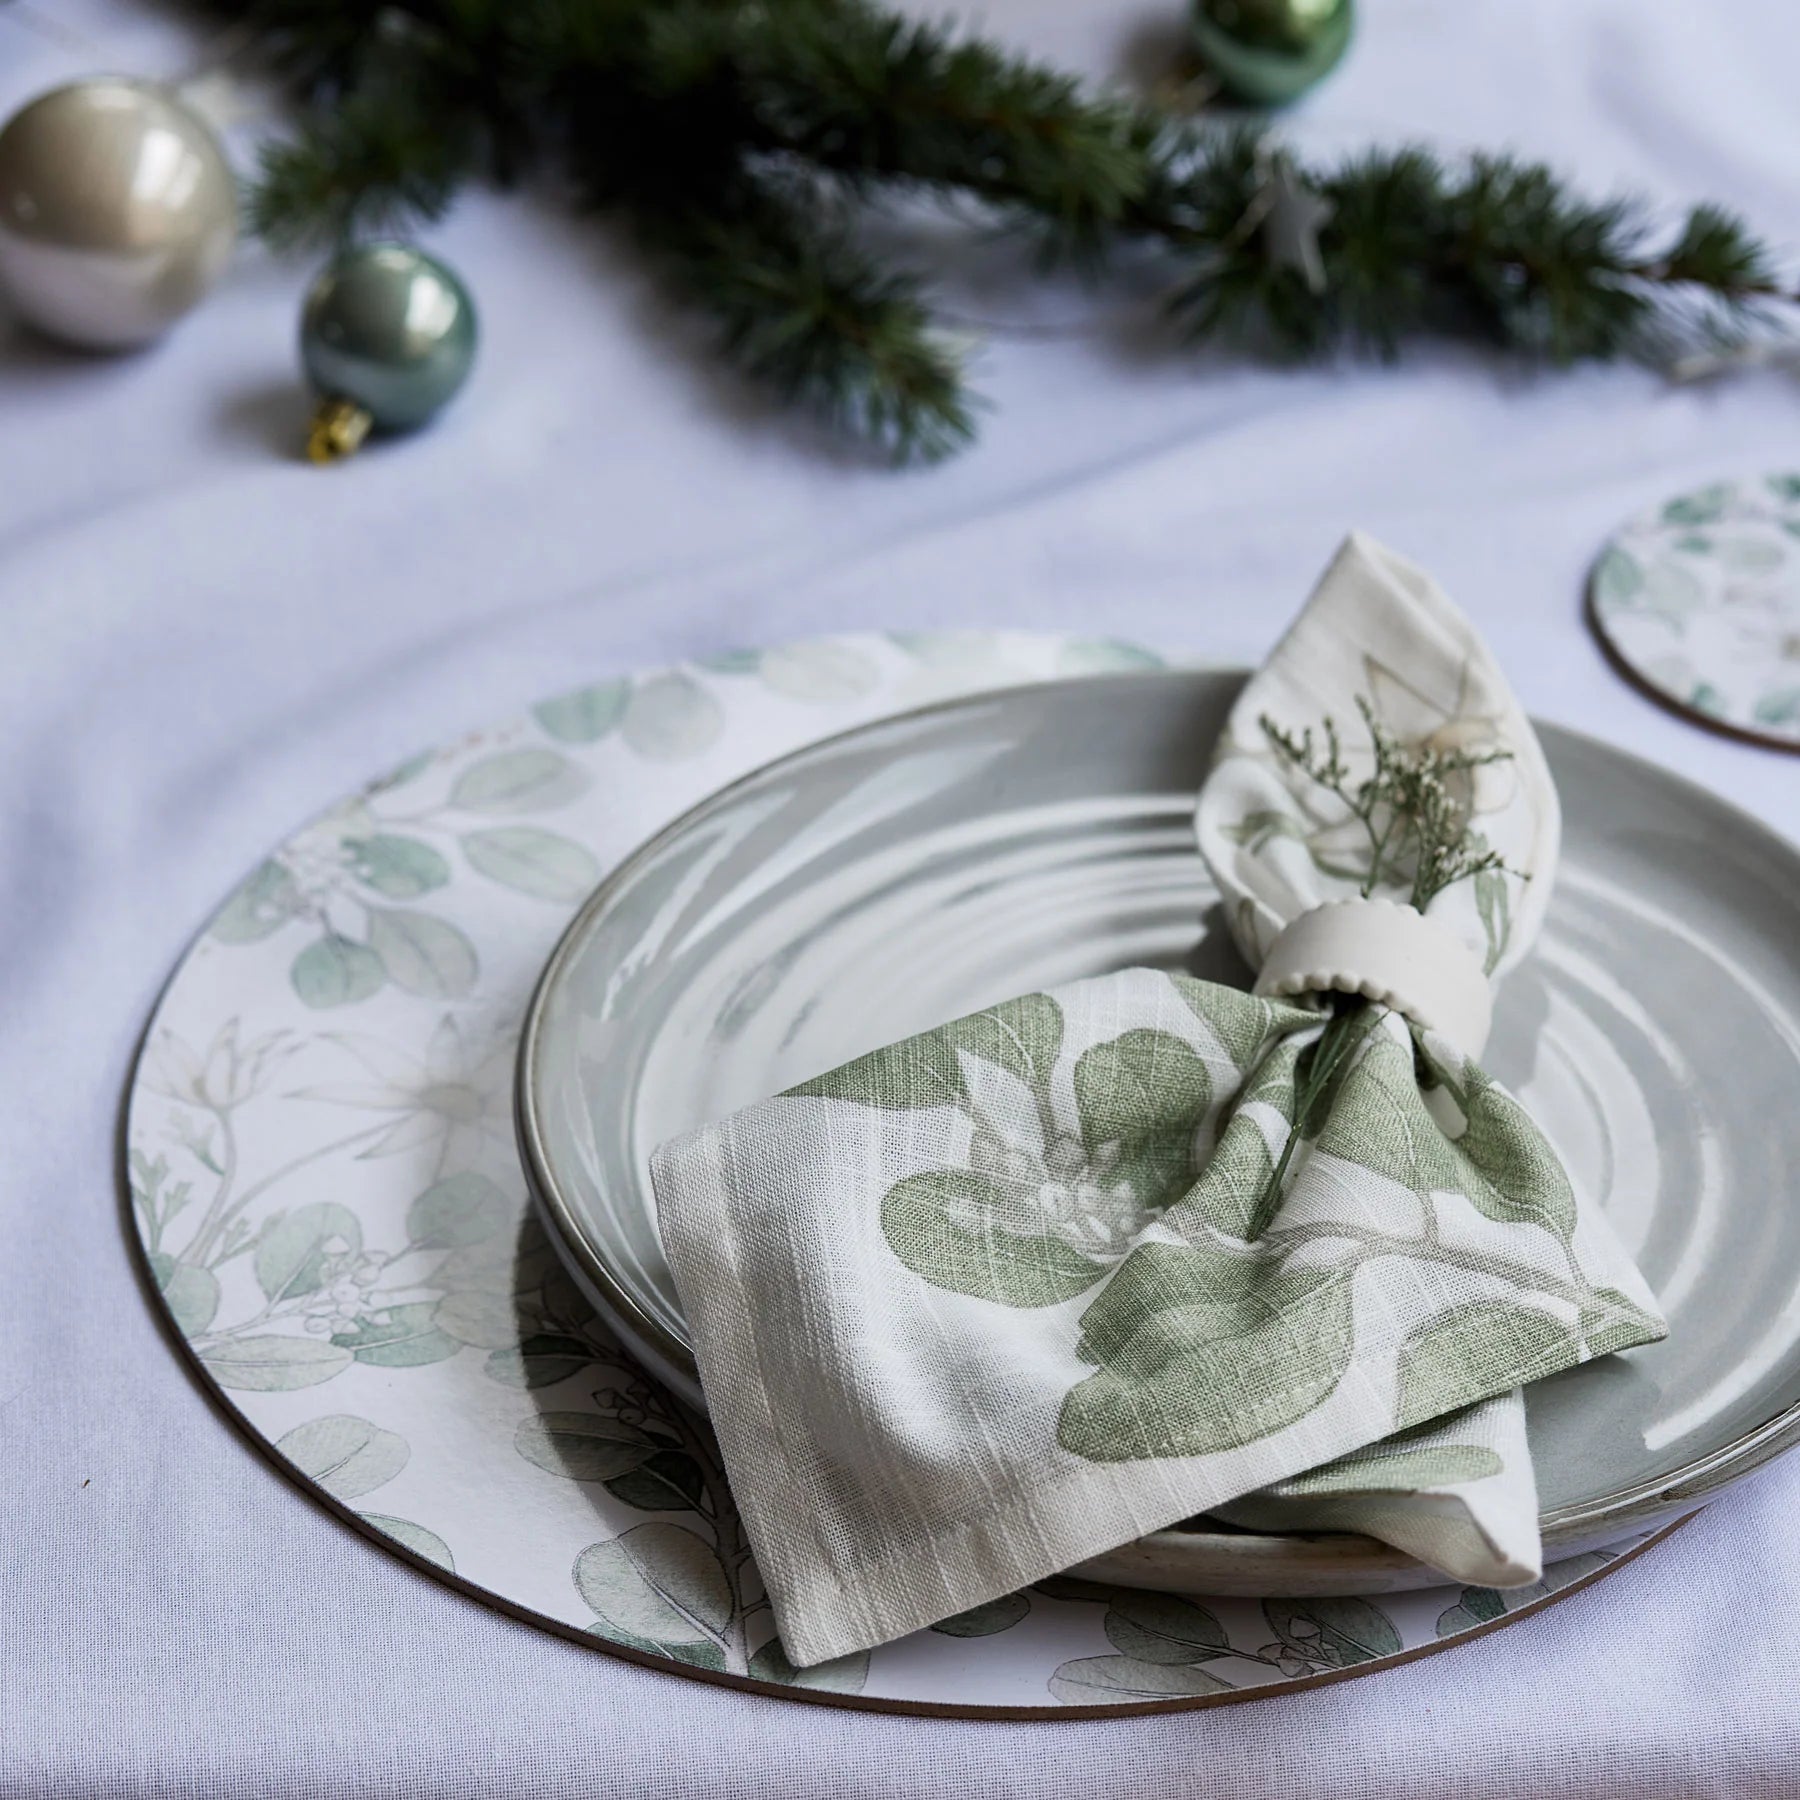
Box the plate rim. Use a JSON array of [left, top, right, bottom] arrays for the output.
[[516, 664, 1800, 1569]]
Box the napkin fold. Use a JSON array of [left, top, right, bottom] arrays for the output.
[[652, 534, 1666, 1668]]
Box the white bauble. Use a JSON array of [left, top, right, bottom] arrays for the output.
[[0, 77, 236, 350]]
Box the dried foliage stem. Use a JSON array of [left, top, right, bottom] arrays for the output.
[[1260, 698, 1519, 912]]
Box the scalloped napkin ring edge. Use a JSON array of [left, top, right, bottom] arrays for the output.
[[1252, 898, 1494, 1058]]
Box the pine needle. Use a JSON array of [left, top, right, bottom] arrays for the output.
[[185, 0, 1799, 459]]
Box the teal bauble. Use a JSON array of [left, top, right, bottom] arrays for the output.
[[1190, 0, 1355, 106], [299, 243, 477, 461]]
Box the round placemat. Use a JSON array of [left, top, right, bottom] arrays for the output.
[[1589, 474, 1800, 751], [126, 629, 1679, 1716]]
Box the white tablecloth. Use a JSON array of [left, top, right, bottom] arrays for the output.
[[5, 1, 1799, 1793]]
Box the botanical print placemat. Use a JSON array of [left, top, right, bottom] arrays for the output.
[[1590, 475, 1800, 751], [126, 630, 1671, 1714]]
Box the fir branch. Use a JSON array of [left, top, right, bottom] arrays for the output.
[[1159, 140, 1791, 367], [182, 0, 1800, 459], [664, 3, 1161, 263], [249, 89, 471, 249], [637, 171, 977, 464]]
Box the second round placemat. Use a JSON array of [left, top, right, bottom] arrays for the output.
[[1590, 474, 1800, 751]]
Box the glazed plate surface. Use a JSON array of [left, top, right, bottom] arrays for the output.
[[519, 670, 1800, 1595]]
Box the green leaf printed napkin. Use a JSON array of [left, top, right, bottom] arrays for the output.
[[652, 534, 1665, 1667]]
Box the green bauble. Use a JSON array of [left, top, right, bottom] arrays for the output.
[[1190, 0, 1355, 106], [299, 243, 477, 461]]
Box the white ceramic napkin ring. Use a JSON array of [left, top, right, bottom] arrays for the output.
[[1252, 898, 1493, 1059]]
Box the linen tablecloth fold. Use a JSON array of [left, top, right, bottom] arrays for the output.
[[652, 534, 1665, 1667]]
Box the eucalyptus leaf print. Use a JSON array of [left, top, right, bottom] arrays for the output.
[[880, 1170, 1106, 1306], [459, 826, 600, 903], [1590, 544, 1642, 609], [1308, 1028, 1465, 1199], [484, 1334, 597, 1390], [406, 1172, 508, 1249], [1058, 1245, 1357, 1461], [620, 674, 725, 761], [1219, 807, 1308, 857], [693, 647, 764, 676], [1072, 1029, 1211, 1155], [211, 859, 303, 943], [755, 640, 880, 702], [213, 719, 612, 1014], [365, 908, 479, 999], [1047, 1658, 1235, 1703], [604, 1450, 709, 1513], [292, 933, 386, 1008], [524, 1365, 794, 1675], [790, 1029, 969, 1111], [574, 1525, 734, 1667], [331, 1301, 463, 1368], [1259, 1597, 1403, 1671], [1046, 1588, 1276, 1702], [533, 677, 630, 744], [1031, 1574, 1130, 1605], [277, 1414, 409, 1500], [1169, 978, 1296, 1073], [1434, 1551, 1615, 1636], [1662, 483, 1732, 527], [1274, 1439, 1503, 1496], [254, 1202, 362, 1303], [1581, 1286, 1665, 1358], [1394, 1301, 1576, 1430], [360, 1514, 455, 1571], [149, 1252, 220, 1335], [450, 747, 587, 814], [533, 671, 730, 760], [930, 1592, 1032, 1638], [1638, 558, 1705, 626], [812, 992, 1204, 1308], [199, 1336, 353, 1391], [1102, 1593, 1232, 1664], [342, 834, 451, 899], [1316, 1027, 1578, 1244], [431, 1289, 519, 1349], [367, 747, 436, 794], [582, 1621, 728, 1671], [1162, 1035, 1301, 1242], [1473, 866, 1511, 974], [1433, 1583, 1506, 1635], [1756, 687, 1800, 728], [515, 1412, 665, 1484], [1430, 1057, 1578, 1241]]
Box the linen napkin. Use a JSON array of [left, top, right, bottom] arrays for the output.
[[652, 534, 1666, 1667]]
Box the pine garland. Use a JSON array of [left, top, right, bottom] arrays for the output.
[[192, 0, 1794, 462]]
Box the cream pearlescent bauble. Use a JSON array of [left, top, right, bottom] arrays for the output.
[[0, 77, 237, 350]]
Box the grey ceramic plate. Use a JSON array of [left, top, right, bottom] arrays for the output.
[[519, 670, 1800, 1597]]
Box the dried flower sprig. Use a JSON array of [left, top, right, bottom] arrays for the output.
[[1260, 697, 1521, 912]]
